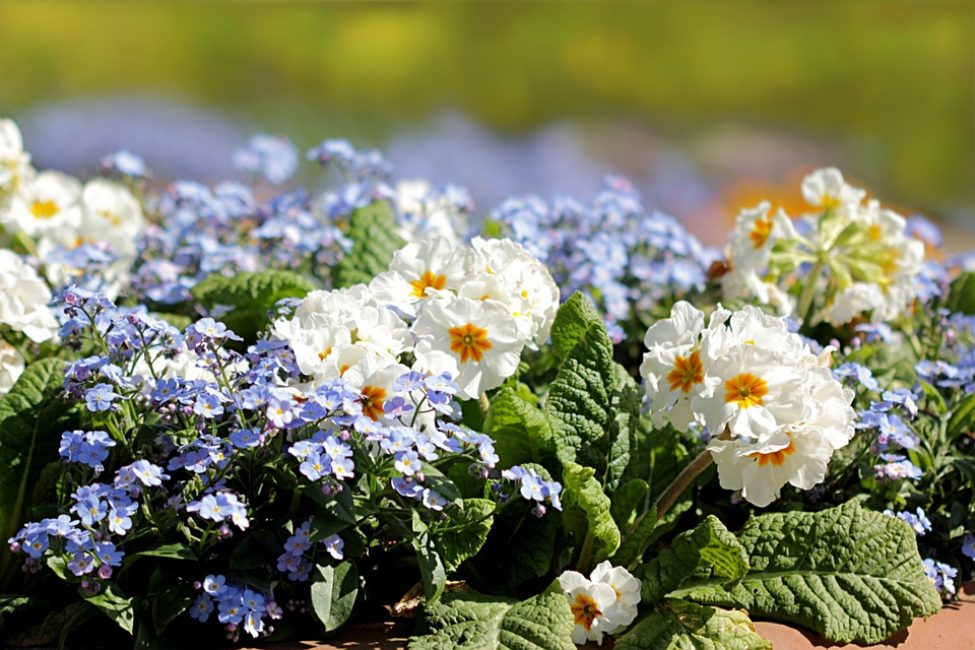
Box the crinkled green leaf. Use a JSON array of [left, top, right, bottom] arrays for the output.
[[310, 561, 358, 632], [611, 478, 650, 530], [435, 499, 495, 572], [562, 461, 621, 563], [85, 582, 135, 634], [0, 358, 69, 585], [615, 600, 771, 650], [678, 499, 942, 644], [334, 201, 406, 287], [550, 292, 603, 361], [947, 271, 975, 315], [485, 387, 556, 468], [409, 590, 576, 650], [641, 516, 748, 604], [191, 270, 316, 340]]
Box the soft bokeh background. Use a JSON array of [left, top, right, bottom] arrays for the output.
[[1, 1, 973, 247]]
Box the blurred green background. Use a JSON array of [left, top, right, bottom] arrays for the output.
[[0, 1, 972, 237]]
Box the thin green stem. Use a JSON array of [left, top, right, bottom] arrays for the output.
[[797, 258, 825, 328]]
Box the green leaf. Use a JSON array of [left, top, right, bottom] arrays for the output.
[[947, 271, 975, 315], [435, 499, 495, 572], [641, 516, 749, 604], [413, 512, 447, 602], [151, 581, 195, 635], [126, 542, 196, 563], [485, 387, 556, 468], [409, 590, 576, 650], [947, 392, 975, 440], [0, 358, 69, 585], [611, 506, 659, 569], [611, 478, 650, 530], [310, 562, 359, 632], [85, 582, 135, 634], [334, 201, 406, 287], [191, 270, 316, 341], [562, 461, 621, 564], [615, 600, 771, 650], [550, 291, 603, 361], [678, 499, 943, 644], [0, 595, 36, 631]]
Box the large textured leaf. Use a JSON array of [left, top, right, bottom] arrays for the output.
[[310, 562, 358, 632], [409, 590, 575, 650], [484, 388, 556, 468], [550, 292, 603, 361], [615, 601, 771, 650], [641, 516, 748, 603], [562, 461, 621, 564], [334, 201, 405, 287], [191, 270, 315, 341], [678, 500, 942, 644], [85, 582, 135, 634], [412, 512, 447, 602], [0, 359, 69, 585], [434, 499, 495, 572]]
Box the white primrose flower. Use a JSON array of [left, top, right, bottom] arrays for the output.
[[6, 170, 82, 237], [800, 167, 865, 210], [470, 236, 560, 347], [0, 249, 59, 342], [589, 561, 641, 630], [393, 180, 466, 245], [369, 236, 473, 317], [0, 118, 32, 196], [339, 354, 409, 420], [726, 202, 796, 273], [559, 571, 621, 645], [0, 340, 25, 397], [412, 294, 524, 400]]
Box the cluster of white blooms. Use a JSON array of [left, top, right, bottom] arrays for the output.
[[720, 167, 924, 326], [641, 302, 856, 507], [275, 235, 559, 402], [0, 119, 145, 295], [559, 561, 641, 645], [393, 180, 469, 245]]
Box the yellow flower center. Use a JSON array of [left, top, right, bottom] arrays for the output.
[[570, 593, 602, 632], [30, 199, 59, 219], [821, 194, 841, 210], [724, 372, 768, 408], [448, 322, 492, 364], [318, 346, 333, 362], [747, 436, 797, 467], [410, 270, 447, 299], [748, 213, 774, 249], [360, 384, 387, 421], [667, 350, 704, 393]]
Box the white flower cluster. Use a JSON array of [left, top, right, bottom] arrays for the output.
[[559, 561, 641, 645], [275, 235, 559, 402], [0, 118, 145, 294], [641, 302, 856, 507], [721, 167, 925, 326]]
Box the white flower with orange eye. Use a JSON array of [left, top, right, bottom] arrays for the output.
[[589, 561, 641, 631], [282, 322, 353, 379], [78, 179, 145, 257], [7, 170, 82, 237], [412, 295, 523, 400], [0, 249, 59, 342], [640, 302, 724, 431], [0, 340, 25, 397], [558, 570, 620, 645], [727, 202, 795, 271], [470, 237, 559, 347], [369, 236, 472, 318], [801, 167, 865, 210], [707, 425, 833, 507], [0, 119, 31, 195], [340, 355, 409, 421]]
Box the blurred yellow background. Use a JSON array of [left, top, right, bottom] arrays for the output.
[[0, 1, 972, 241]]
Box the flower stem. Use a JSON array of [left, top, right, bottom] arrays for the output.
[[479, 392, 490, 417], [797, 258, 824, 328], [654, 447, 714, 521]]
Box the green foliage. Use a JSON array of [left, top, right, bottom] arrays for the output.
[[549, 292, 603, 361], [640, 516, 748, 604], [434, 499, 495, 572], [412, 512, 448, 602], [333, 201, 406, 287], [85, 582, 135, 634], [190, 269, 316, 341], [676, 500, 942, 644], [310, 562, 359, 632], [615, 600, 771, 650], [947, 271, 975, 315], [0, 358, 70, 586], [409, 589, 576, 650], [947, 391, 975, 440], [561, 461, 621, 565], [484, 387, 556, 468]]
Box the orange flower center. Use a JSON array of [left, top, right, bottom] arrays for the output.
[[30, 199, 59, 219], [747, 437, 797, 467], [448, 322, 492, 363], [318, 346, 333, 361], [667, 350, 704, 393], [570, 594, 602, 631], [410, 270, 447, 299], [724, 372, 768, 408], [360, 385, 387, 421], [748, 213, 774, 249]]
